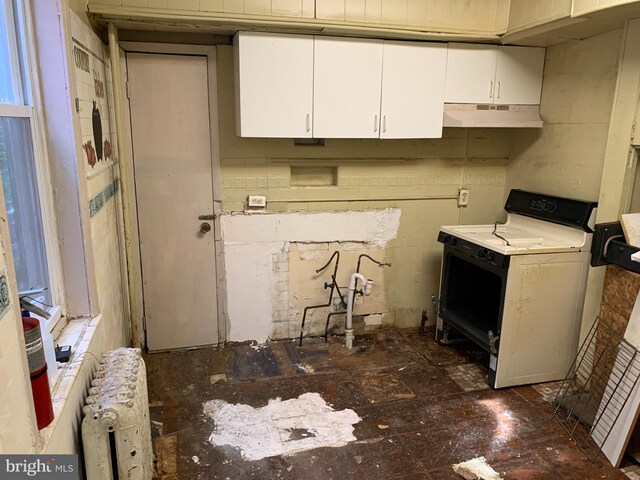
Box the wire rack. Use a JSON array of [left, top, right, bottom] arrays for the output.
[[553, 317, 640, 462]]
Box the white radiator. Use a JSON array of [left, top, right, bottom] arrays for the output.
[[82, 348, 153, 480]]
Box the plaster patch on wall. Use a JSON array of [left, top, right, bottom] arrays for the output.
[[203, 392, 361, 461], [223, 242, 283, 343], [221, 210, 401, 342], [221, 209, 401, 247]]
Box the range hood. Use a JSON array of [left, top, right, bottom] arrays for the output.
[[443, 104, 543, 128]]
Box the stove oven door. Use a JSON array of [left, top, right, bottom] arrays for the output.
[[437, 245, 508, 365]]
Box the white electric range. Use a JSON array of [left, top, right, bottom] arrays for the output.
[[436, 190, 598, 388]]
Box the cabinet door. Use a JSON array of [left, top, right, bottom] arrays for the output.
[[313, 37, 383, 138], [495, 46, 545, 105], [234, 32, 314, 137], [444, 43, 498, 104], [380, 41, 447, 139]]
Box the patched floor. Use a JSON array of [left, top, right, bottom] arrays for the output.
[[144, 328, 628, 479]]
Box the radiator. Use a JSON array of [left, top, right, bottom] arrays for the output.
[[82, 348, 153, 480]]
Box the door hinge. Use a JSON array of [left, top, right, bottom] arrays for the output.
[[75, 97, 80, 113], [126, 81, 131, 99]]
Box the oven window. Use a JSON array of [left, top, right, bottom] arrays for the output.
[[445, 254, 502, 334]]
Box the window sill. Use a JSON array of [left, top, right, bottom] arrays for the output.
[[37, 314, 102, 452]]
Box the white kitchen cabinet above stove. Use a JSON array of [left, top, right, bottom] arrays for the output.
[[234, 33, 546, 138], [445, 43, 545, 106]]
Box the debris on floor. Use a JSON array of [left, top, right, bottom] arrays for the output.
[[154, 433, 178, 477], [209, 373, 227, 385], [203, 392, 361, 460], [144, 328, 630, 479], [452, 456, 503, 480]]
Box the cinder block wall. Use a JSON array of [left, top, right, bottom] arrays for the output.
[[506, 28, 623, 201]]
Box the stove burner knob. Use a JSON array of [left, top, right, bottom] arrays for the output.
[[442, 234, 452, 244], [486, 251, 496, 261], [449, 237, 458, 246], [477, 248, 488, 258]]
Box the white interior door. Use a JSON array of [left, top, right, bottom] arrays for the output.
[[313, 37, 383, 138], [127, 53, 218, 351]]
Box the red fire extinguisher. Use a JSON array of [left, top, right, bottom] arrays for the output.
[[22, 316, 54, 429]]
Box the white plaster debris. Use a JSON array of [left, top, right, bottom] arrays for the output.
[[452, 457, 503, 480], [203, 392, 361, 461], [192, 456, 200, 464], [293, 363, 315, 374], [209, 374, 227, 385]]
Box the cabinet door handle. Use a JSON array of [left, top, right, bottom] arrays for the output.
[[497, 82, 501, 99], [374, 114, 378, 133], [490, 81, 494, 99], [306, 113, 311, 132], [383, 115, 387, 133]]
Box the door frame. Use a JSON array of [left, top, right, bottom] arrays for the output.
[[120, 42, 227, 347]]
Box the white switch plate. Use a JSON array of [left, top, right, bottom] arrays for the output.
[[458, 188, 469, 207], [247, 195, 267, 208]]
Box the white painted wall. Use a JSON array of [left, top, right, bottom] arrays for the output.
[[221, 210, 401, 342]]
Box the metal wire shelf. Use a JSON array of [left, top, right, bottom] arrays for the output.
[[553, 316, 640, 462]]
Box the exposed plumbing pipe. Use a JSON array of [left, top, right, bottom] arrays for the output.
[[345, 273, 372, 349], [299, 251, 346, 346], [355, 254, 391, 292]]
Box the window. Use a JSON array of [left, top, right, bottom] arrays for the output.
[[0, 0, 62, 330]]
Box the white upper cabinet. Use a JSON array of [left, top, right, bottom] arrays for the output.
[[313, 36, 384, 138], [380, 41, 447, 139], [234, 32, 314, 138], [445, 43, 498, 104], [445, 43, 545, 105], [494, 46, 546, 105]]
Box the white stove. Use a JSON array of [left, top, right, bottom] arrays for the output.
[[440, 212, 592, 256], [436, 190, 597, 388]]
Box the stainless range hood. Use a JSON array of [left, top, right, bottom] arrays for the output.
[[443, 104, 543, 128]]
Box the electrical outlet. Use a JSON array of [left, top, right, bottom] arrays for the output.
[[458, 188, 469, 207], [247, 195, 267, 208]]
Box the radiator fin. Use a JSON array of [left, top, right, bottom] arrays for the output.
[[82, 348, 153, 480]]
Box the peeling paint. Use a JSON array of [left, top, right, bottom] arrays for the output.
[[203, 392, 361, 461]]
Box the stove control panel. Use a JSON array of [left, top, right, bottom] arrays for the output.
[[437, 232, 509, 269]]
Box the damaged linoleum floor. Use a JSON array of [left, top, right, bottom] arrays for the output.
[[144, 328, 627, 479]]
